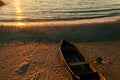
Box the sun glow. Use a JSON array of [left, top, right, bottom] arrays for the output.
[[14, 0, 22, 15], [17, 22, 25, 26], [15, 22, 26, 28], [13, 0, 26, 27], [14, 0, 21, 13]]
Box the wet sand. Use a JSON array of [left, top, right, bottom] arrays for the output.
[[0, 20, 120, 80]]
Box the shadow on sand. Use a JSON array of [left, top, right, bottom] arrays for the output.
[[0, 21, 120, 44]]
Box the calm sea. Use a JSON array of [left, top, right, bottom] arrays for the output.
[[0, 0, 120, 22]]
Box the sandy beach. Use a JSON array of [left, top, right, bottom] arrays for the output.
[[0, 20, 120, 80]]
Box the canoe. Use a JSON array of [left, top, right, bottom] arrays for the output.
[[60, 40, 106, 80]]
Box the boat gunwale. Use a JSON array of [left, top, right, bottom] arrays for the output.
[[59, 40, 80, 80]]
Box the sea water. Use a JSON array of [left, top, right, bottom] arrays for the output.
[[0, 0, 120, 23]]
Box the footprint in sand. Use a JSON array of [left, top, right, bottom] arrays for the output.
[[33, 70, 48, 80], [16, 61, 30, 75]]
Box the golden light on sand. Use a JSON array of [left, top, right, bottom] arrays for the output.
[[15, 22, 26, 28], [17, 22, 25, 26]]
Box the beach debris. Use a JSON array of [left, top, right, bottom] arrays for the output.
[[96, 57, 103, 65], [16, 61, 30, 75], [0, 0, 5, 6]]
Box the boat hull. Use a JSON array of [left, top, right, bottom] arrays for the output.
[[60, 40, 105, 80]]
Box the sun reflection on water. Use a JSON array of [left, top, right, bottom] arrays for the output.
[[14, 0, 25, 26]]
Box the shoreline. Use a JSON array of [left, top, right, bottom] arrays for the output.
[[0, 18, 120, 43], [0, 16, 120, 27]]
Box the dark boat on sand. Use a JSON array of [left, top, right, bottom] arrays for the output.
[[60, 40, 105, 80]]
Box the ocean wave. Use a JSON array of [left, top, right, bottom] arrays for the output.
[[0, 0, 120, 22]]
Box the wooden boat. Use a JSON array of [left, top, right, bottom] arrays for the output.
[[60, 40, 106, 80]]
